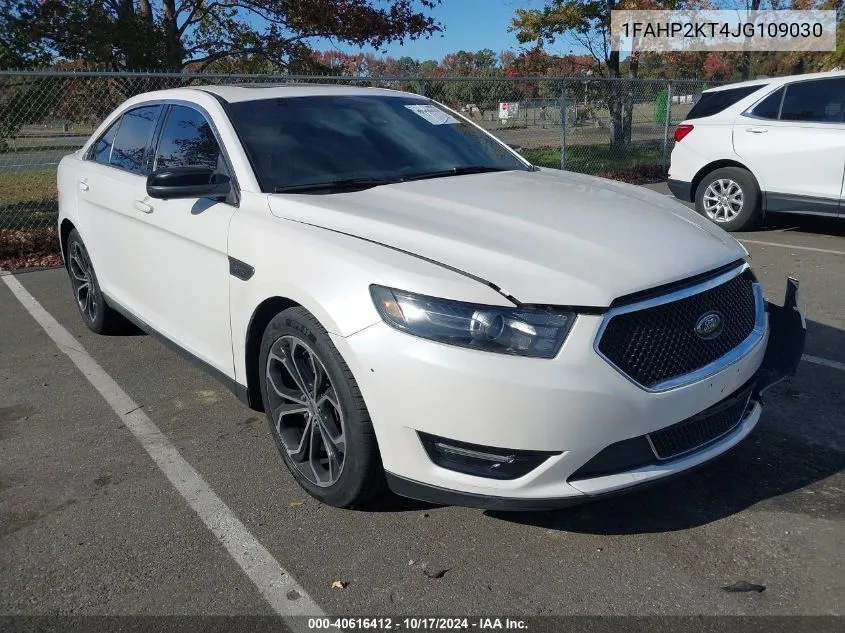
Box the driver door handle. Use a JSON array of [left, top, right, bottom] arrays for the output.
[[746, 127, 768, 134], [133, 200, 154, 214], [78, 179, 89, 191]]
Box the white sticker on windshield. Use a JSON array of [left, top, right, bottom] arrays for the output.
[[405, 104, 459, 125]]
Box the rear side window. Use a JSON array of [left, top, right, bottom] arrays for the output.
[[154, 105, 222, 171], [109, 105, 162, 174], [687, 85, 765, 119], [89, 120, 119, 165], [780, 78, 845, 123], [749, 87, 784, 120]]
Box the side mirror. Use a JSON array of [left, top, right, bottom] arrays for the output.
[[146, 166, 231, 200]]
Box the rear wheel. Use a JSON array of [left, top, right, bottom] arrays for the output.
[[695, 167, 761, 232], [258, 307, 384, 508], [66, 229, 125, 334]]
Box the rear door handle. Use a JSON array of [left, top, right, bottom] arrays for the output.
[[746, 127, 768, 134], [133, 200, 154, 214], [78, 179, 89, 191]]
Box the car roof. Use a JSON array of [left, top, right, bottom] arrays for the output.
[[705, 69, 845, 93], [190, 83, 419, 103]]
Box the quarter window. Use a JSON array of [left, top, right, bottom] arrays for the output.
[[749, 87, 784, 120], [109, 105, 161, 174], [686, 85, 765, 120], [155, 105, 223, 171], [780, 78, 845, 123]]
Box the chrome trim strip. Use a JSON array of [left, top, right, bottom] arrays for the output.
[[646, 393, 756, 461], [594, 262, 768, 393]]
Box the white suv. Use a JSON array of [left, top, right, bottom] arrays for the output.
[[669, 70, 845, 231]]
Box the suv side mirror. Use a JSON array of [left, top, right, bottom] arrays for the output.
[[146, 166, 231, 200]]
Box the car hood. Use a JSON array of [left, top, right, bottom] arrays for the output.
[[267, 169, 746, 307]]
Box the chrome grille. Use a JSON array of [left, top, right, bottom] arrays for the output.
[[596, 266, 761, 390]]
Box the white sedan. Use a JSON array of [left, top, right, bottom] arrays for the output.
[[57, 85, 805, 509]]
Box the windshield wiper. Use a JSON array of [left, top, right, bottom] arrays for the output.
[[274, 177, 400, 193], [400, 166, 510, 182]]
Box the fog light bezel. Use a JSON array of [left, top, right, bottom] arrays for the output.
[[418, 432, 558, 480]]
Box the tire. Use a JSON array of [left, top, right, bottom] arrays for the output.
[[258, 306, 385, 508], [65, 229, 125, 334], [695, 167, 761, 232]]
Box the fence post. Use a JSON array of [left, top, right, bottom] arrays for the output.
[[560, 81, 568, 170], [662, 82, 673, 172], [418, 78, 427, 98]]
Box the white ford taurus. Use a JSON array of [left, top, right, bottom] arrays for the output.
[[57, 84, 806, 509]]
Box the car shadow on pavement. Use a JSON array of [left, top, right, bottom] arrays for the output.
[[753, 213, 845, 237], [486, 318, 845, 534]]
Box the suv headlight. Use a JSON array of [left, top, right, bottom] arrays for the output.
[[370, 285, 576, 358]]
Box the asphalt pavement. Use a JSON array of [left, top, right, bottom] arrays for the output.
[[1, 195, 844, 622]]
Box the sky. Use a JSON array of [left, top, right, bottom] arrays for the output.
[[310, 0, 568, 62]]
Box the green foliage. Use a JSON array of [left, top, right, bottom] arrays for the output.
[[4, 0, 443, 71], [654, 90, 668, 126]]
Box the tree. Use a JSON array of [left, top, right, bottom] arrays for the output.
[[12, 0, 443, 71], [510, 0, 689, 148], [0, 0, 53, 68]]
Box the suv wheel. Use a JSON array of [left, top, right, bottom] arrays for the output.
[[258, 307, 384, 508], [695, 167, 761, 231], [66, 229, 125, 334]]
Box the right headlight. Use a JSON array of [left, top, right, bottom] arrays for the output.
[[369, 285, 576, 359]]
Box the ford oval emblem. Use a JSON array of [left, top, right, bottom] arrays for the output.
[[694, 311, 724, 340]]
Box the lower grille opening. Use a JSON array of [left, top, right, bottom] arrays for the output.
[[570, 381, 756, 481], [648, 387, 753, 460], [418, 433, 558, 480]]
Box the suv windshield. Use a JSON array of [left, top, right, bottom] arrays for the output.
[[226, 95, 529, 193]]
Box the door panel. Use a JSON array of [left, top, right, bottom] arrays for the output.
[[128, 184, 236, 375], [733, 117, 845, 210], [77, 164, 147, 306], [127, 104, 236, 376]]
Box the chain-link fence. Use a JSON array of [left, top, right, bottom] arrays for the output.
[[0, 71, 723, 265]]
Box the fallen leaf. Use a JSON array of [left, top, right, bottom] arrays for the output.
[[290, 501, 304, 507], [723, 581, 766, 593], [331, 580, 348, 590], [423, 567, 450, 579]]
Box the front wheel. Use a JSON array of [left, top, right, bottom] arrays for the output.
[[695, 167, 761, 232], [258, 307, 385, 508]]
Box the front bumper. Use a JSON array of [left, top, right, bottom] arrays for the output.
[[335, 279, 805, 510]]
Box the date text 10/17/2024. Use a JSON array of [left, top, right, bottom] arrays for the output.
[[307, 618, 529, 630]]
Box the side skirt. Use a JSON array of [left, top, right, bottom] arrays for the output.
[[763, 192, 841, 217], [104, 295, 256, 409]]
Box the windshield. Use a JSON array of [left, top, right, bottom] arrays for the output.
[[226, 95, 530, 193]]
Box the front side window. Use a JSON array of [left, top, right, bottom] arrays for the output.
[[226, 95, 529, 192], [687, 85, 766, 120], [89, 120, 120, 165], [155, 105, 222, 171], [109, 105, 161, 174], [780, 78, 845, 123]]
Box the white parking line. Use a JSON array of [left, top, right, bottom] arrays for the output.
[[1, 272, 324, 627], [738, 239, 845, 257], [803, 354, 845, 373]]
